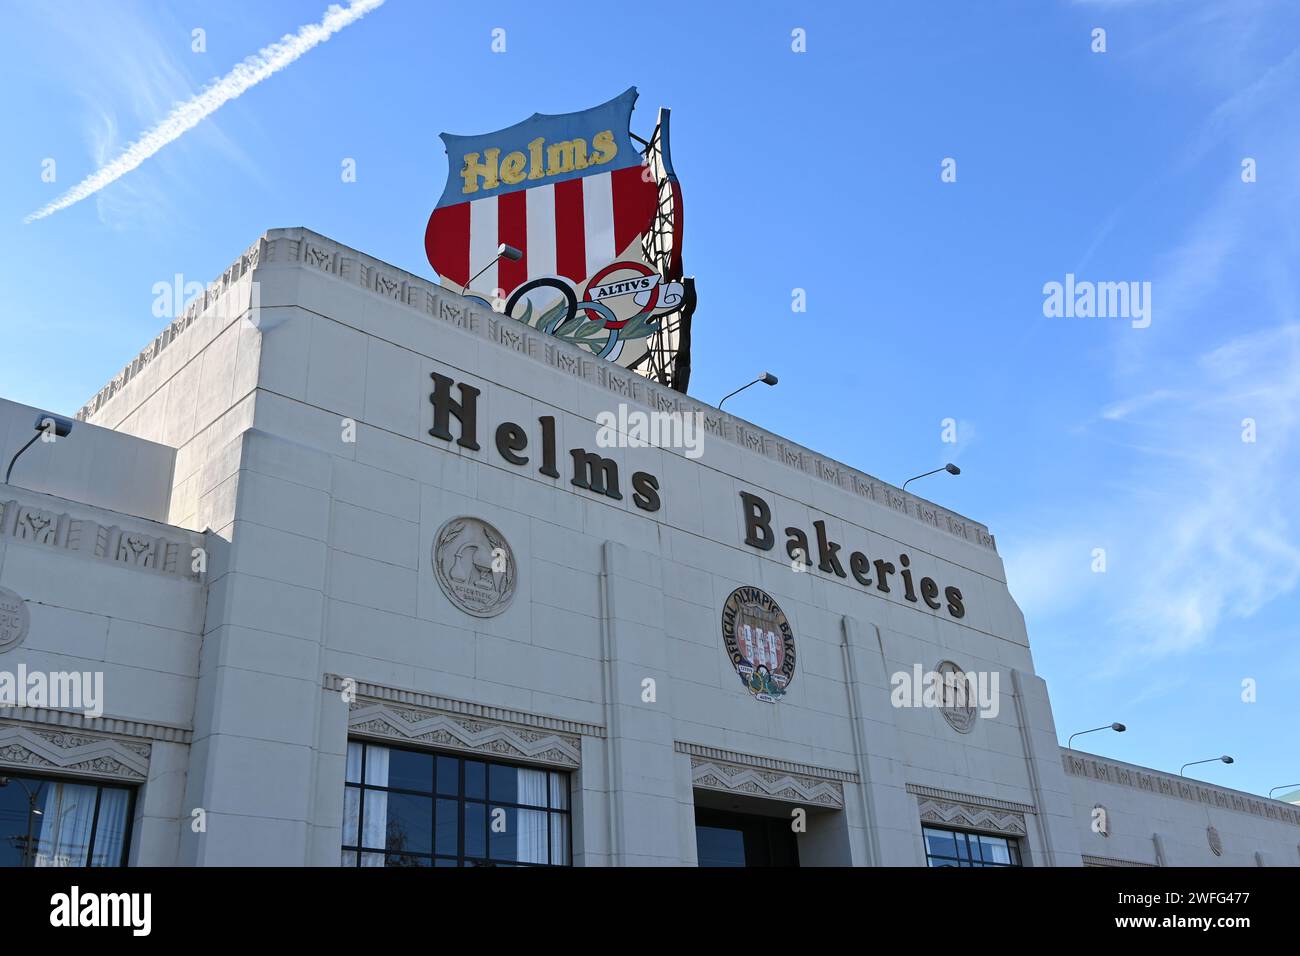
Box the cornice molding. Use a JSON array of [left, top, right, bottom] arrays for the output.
[[905, 783, 1036, 815], [916, 796, 1027, 837], [688, 757, 845, 808], [0, 707, 191, 743], [906, 783, 1034, 837], [0, 722, 152, 782], [674, 741, 859, 784], [1062, 750, 1300, 828], [322, 674, 604, 739], [77, 235, 264, 424], [347, 698, 582, 770], [0, 492, 203, 584], [1082, 853, 1156, 868], [676, 742, 854, 809], [79, 228, 996, 553]]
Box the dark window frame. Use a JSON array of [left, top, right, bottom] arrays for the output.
[[341, 739, 572, 868], [0, 770, 136, 868], [922, 825, 1022, 868]]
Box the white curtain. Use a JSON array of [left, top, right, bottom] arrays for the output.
[[341, 741, 365, 852], [361, 746, 390, 851], [345, 741, 363, 784], [34, 781, 97, 867], [516, 769, 548, 864], [548, 772, 568, 810], [341, 788, 361, 849], [89, 788, 130, 867], [549, 814, 569, 865]]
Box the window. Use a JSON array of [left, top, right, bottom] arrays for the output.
[[0, 773, 134, 867], [923, 826, 1021, 867], [341, 741, 571, 867], [695, 808, 800, 867]]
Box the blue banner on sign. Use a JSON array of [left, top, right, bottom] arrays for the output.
[[435, 86, 644, 208]]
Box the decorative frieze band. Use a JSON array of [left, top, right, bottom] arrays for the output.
[[1081, 853, 1156, 868], [906, 784, 1033, 837], [79, 227, 996, 552], [0, 706, 191, 743], [0, 722, 151, 782], [322, 674, 605, 739], [905, 783, 1036, 815], [76, 236, 264, 423], [677, 743, 854, 809], [674, 741, 859, 784], [0, 498, 202, 583], [688, 757, 845, 808], [1062, 751, 1300, 827], [347, 697, 583, 770]]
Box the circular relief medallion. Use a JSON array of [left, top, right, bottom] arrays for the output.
[[936, 659, 977, 734], [1207, 825, 1223, 857], [721, 587, 795, 703], [0, 587, 29, 653], [432, 518, 517, 618]]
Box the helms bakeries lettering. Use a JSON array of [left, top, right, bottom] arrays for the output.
[[459, 129, 619, 195], [429, 372, 662, 512], [430, 374, 969, 620], [738, 491, 967, 619]]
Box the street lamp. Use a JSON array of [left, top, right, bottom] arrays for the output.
[[902, 462, 960, 492], [1068, 722, 1126, 750], [1180, 755, 1234, 777], [5, 413, 74, 485], [718, 372, 778, 411], [0, 776, 44, 867], [465, 242, 524, 291], [1268, 784, 1300, 799]]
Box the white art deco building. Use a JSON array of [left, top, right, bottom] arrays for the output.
[[0, 227, 1297, 867]]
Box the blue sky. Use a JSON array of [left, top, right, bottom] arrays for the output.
[[2, 0, 1298, 798]]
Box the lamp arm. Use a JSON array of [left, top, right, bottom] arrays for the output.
[[5, 431, 44, 485], [901, 467, 944, 492], [717, 379, 758, 412]]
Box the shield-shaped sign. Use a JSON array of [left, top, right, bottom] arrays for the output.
[[424, 87, 688, 372]]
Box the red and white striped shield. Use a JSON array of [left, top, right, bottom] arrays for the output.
[[424, 88, 685, 369], [426, 163, 658, 299]]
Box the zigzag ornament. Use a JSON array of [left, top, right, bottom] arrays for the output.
[[690, 758, 844, 808], [347, 701, 581, 768]]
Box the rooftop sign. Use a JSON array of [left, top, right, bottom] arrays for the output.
[[425, 87, 693, 390]]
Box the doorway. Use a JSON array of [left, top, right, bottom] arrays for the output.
[[694, 807, 800, 867]]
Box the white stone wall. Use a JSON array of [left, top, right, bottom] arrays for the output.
[[1, 398, 175, 522], [0, 482, 206, 865], [86, 228, 1070, 865], [1064, 750, 1300, 866], [37, 226, 1294, 866]]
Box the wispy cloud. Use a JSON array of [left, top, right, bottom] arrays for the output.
[[1099, 389, 1178, 421], [24, 0, 385, 224], [1115, 324, 1300, 656], [1010, 4, 1300, 671]]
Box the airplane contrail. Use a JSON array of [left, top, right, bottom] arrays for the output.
[[24, 0, 386, 224]]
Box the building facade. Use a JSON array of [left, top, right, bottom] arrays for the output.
[[1, 227, 1297, 867]]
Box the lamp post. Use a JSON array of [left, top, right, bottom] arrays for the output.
[[1180, 755, 1233, 777], [717, 372, 778, 412], [0, 776, 44, 867], [1268, 784, 1300, 799], [5, 413, 74, 485], [902, 463, 960, 492], [1068, 722, 1127, 750], [465, 242, 523, 292]]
